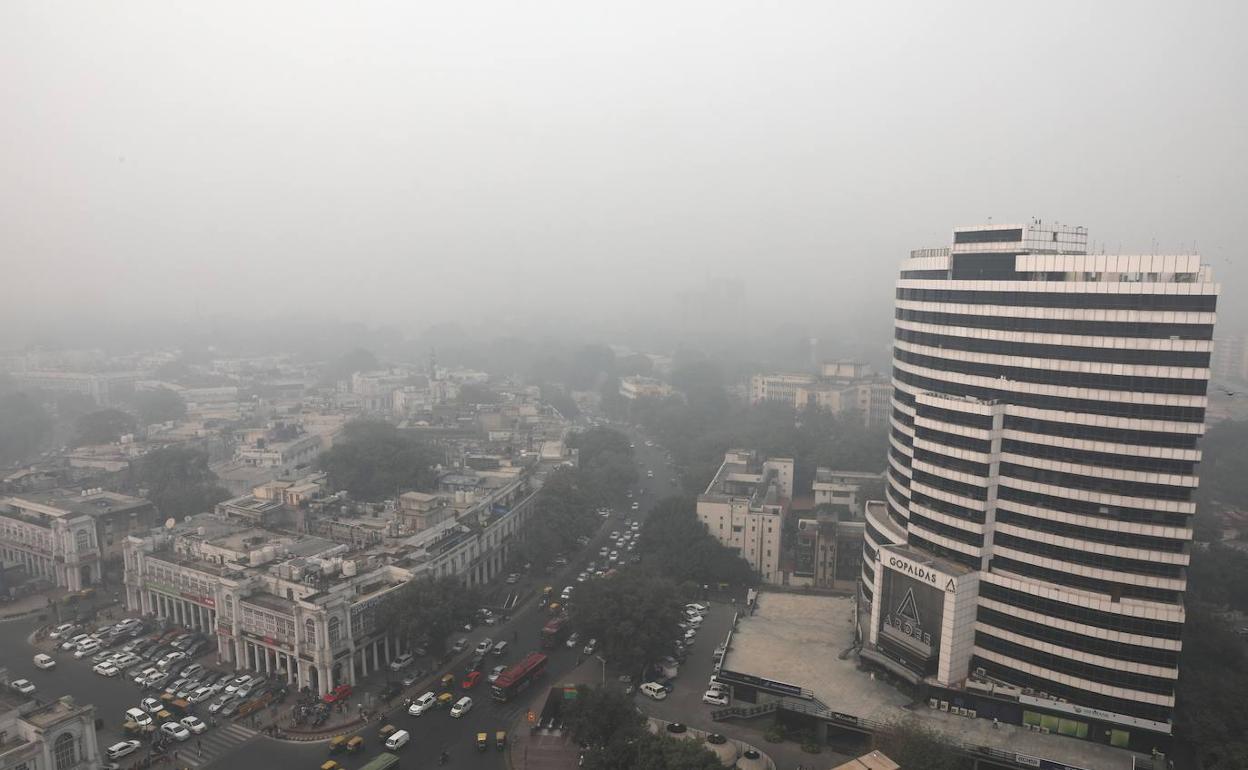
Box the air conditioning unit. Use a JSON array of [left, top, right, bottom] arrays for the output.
[[928, 699, 938, 709], [967, 710, 977, 719], [974, 667, 986, 678], [1040, 727, 1050, 734], [939, 701, 949, 712]]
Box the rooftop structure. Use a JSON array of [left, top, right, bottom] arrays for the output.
[[697, 450, 793, 584], [718, 592, 1139, 770]]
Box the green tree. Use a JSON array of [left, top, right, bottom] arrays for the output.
[[872, 718, 969, 770], [131, 387, 187, 424], [318, 420, 442, 501], [637, 496, 758, 587], [0, 391, 52, 466], [565, 685, 646, 750], [129, 447, 230, 517], [377, 576, 480, 657], [569, 427, 638, 500], [321, 348, 378, 385], [569, 569, 683, 674], [74, 408, 137, 445]]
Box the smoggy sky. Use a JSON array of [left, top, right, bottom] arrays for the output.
[[2, 1, 1245, 344]]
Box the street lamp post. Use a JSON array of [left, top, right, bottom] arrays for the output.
[[594, 655, 606, 684]]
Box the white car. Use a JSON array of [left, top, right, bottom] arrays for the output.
[[180, 716, 207, 734], [188, 687, 214, 704], [582, 638, 597, 655], [565, 632, 581, 649], [74, 641, 102, 659], [49, 623, 77, 640], [384, 729, 410, 750], [10, 679, 35, 695], [94, 662, 121, 677], [407, 692, 436, 716], [639, 682, 668, 701], [702, 690, 730, 706], [61, 633, 90, 651], [630, 502, 639, 511], [450, 696, 473, 718], [487, 665, 508, 684], [106, 741, 142, 761], [474, 639, 493, 656], [141, 697, 164, 713], [160, 722, 191, 742], [125, 708, 153, 727], [390, 653, 414, 671], [33, 653, 56, 670], [208, 695, 234, 714]]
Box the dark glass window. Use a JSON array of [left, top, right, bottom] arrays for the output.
[[970, 656, 1172, 723], [897, 287, 1217, 313], [995, 507, 1187, 554], [975, 631, 1175, 695], [895, 328, 1211, 368], [954, 228, 1023, 244], [1003, 415, 1200, 450], [994, 532, 1185, 579], [996, 485, 1189, 527], [999, 462, 1193, 502], [976, 606, 1179, 668], [896, 307, 1215, 341], [991, 556, 1181, 603], [1000, 438, 1196, 476]]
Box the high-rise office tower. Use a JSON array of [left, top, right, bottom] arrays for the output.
[[862, 221, 1217, 743]]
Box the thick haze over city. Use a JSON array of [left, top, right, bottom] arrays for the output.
[[6, 4, 1248, 770], [3, 1, 1245, 348]]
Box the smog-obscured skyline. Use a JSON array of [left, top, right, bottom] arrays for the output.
[[3, 1, 1245, 347]]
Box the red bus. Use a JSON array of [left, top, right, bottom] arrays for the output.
[[491, 652, 548, 702], [540, 615, 570, 649]]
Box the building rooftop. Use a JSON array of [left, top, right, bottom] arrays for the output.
[[722, 593, 1138, 770], [20, 696, 91, 729], [2, 488, 151, 519]]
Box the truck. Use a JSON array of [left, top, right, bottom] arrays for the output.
[[540, 615, 571, 649], [357, 752, 400, 770]]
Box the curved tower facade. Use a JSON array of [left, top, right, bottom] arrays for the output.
[[862, 221, 1217, 737]]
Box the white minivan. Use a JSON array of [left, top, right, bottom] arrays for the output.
[[384, 729, 410, 750], [639, 682, 668, 701], [33, 653, 56, 670]]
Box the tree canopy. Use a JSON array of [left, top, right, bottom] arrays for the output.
[[567, 686, 726, 770], [317, 420, 441, 501], [569, 427, 638, 501], [74, 408, 137, 446], [377, 576, 480, 657], [637, 496, 758, 587], [129, 447, 230, 518], [872, 718, 969, 770], [0, 391, 52, 467], [130, 387, 187, 424], [510, 468, 599, 571], [568, 569, 684, 674]]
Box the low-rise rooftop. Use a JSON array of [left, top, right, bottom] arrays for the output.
[[722, 592, 1138, 770]]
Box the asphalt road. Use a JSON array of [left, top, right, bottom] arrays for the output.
[[0, 421, 682, 770]]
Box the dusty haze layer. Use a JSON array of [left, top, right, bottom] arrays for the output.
[[2, 0, 1244, 343]]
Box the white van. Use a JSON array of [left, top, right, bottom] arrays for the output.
[[384, 729, 410, 750], [639, 682, 668, 701], [33, 653, 56, 670]]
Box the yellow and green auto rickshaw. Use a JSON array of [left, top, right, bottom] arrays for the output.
[[377, 724, 397, 742], [496, 731, 507, 751], [346, 736, 364, 754], [321, 761, 340, 770], [328, 736, 347, 755], [476, 733, 488, 752]]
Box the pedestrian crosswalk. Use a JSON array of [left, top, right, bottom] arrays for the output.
[[179, 723, 258, 769]]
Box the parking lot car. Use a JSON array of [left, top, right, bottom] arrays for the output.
[[61, 633, 90, 651], [188, 687, 214, 704], [407, 692, 437, 716], [702, 690, 729, 706], [639, 682, 668, 701], [74, 641, 102, 658], [125, 708, 152, 726], [207, 695, 234, 714], [106, 741, 142, 760], [160, 722, 191, 742], [49, 623, 77, 640], [180, 716, 207, 734], [94, 662, 121, 677], [141, 697, 163, 713], [10, 679, 35, 695], [450, 696, 473, 718], [33, 653, 56, 670]]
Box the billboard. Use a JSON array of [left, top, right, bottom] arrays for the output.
[[877, 564, 946, 675]]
